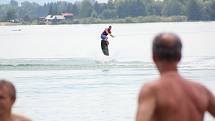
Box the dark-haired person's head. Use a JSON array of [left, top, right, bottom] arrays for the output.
[[0, 80, 16, 114], [0, 80, 31, 121], [0, 80, 16, 102], [109, 26, 112, 29], [152, 33, 182, 63]]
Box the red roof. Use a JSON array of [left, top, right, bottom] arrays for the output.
[[62, 13, 74, 17]]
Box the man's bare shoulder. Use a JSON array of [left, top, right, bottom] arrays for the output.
[[183, 79, 214, 101], [185, 79, 209, 92], [139, 80, 160, 99], [12, 114, 32, 121]]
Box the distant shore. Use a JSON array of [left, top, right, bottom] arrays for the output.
[[1, 16, 213, 26]]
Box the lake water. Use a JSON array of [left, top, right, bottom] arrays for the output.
[[0, 22, 214, 121]]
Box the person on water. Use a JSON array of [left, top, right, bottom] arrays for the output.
[[101, 26, 114, 43], [100, 26, 115, 56]]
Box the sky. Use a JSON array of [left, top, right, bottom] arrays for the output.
[[0, 0, 108, 5]]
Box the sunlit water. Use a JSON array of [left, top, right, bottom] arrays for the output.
[[0, 22, 214, 121]]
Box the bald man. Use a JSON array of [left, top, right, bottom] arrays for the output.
[[136, 33, 215, 121], [0, 80, 31, 121]]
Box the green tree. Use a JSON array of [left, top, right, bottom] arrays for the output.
[[19, 2, 40, 21], [93, 2, 106, 17], [205, 0, 215, 20], [101, 9, 118, 19], [151, 1, 163, 16], [142, 0, 154, 15], [162, 0, 184, 16], [186, 0, 203, 20], [0, 5, 7, 21], [91, 10, 98, 18], [117, 0, 146, 18], [48, 3, 58, 15], [6, 8, 16, 20], [107, 0, 115, 9], [66, 3, 73, 13], [10, 0, 18, 7], [79, 0, 94, 18], [56, 1, 68, 13], [71, 4, 80, 17]]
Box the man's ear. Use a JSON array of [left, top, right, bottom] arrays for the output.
[[153, 53, 157, 62], [11, 97, 16, 105], [177, 54, 182, 62]]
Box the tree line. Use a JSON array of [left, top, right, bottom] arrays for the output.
[[0, 0, 215, 23]]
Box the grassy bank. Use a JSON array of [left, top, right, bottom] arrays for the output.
[[0, 22, 22, 26], [61, 16, 188, 24]]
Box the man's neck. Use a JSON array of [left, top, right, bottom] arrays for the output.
[[157, 62, 178, 75], [0, 112, 12, 121]]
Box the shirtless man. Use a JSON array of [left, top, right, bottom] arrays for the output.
[[136, 33, 215, 121], [0, 80, 31, 121]]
